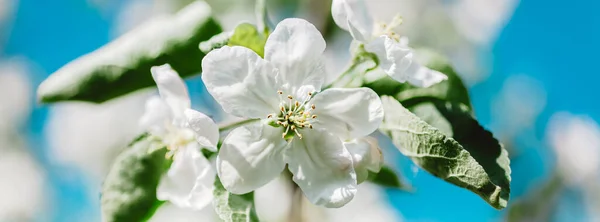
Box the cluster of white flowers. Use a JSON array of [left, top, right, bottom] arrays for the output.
[[142, 0, 449, 215]]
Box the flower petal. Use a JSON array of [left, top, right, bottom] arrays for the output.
[[184, 109, 219, 152], [286, 129, 357, 208], [344, 137, 383, 184], [403, 58, 449, 88], [309, 88, 384, 140], [365, 36, 448, 87], [139, 96, 171, 136], [151, 64, 191, 121], [202, 46, 281, 119], [157, 143, 215, 210], [331, 0, 373, 42], [216, 123, 287, 194], [264, 18, 327, 95]]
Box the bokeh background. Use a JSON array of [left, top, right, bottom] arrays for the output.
[[1, 0, 599, 221]]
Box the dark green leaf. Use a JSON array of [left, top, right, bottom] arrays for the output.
[[367, 166, 406, 189], [227, 23, 268, 58], [213, 177, 259, 222], [100, 134, 169, 222], [380, 96, 510, 209], [38, 2, 222, 103]]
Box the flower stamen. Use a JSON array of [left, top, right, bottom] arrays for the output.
[[274, 90, 318, 139]]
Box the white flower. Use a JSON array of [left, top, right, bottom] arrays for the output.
[[201, 18, 384, 208], [140, 64, 219, 210], [547, 112, 600, 186], [331, 0, 448, 87], [0, 151, 46, 221]]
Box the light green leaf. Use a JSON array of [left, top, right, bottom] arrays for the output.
[[101, 134, 170, 222], [367, 165, 407, 189], [409, 100, 511, 194], [213, 177, 259, 222], [227, 23, 268, 58], [38, 1, 222, 103], [380, 96, 510, 209]]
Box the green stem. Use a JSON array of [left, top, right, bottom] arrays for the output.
[[218, 119, 258, 132]]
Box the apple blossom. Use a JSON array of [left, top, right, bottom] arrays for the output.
[[201, 18, 384, 208], [331, 0, 448, 87], [140, 64, 219, 210]]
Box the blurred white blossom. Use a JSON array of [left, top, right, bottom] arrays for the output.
[[113, 0, 254, 37], [45, 90, 151, 181], [547, 113, 600, 186], [112, 0, 195, 36], [0, 58, 46, 221], [447, 0, 519, 46], [491, 75, 547, 143], [0, 151, 46, 221], [0, 58, 32, 134]]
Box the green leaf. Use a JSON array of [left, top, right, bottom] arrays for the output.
[[37, 1, 222, 103], [213, 177, 259, 222], [380, 96, 511, 209], [367, 165, 406, 189], [227, 23, 268, 58], [100, 134, 169, 222]]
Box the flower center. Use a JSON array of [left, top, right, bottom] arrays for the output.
[[266, 90, 318, 139], [375, 15, 403, 42], [162, 125, 195, 159]]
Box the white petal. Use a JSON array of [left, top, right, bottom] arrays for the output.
[[139, 96, 171, 136], [264, 18, 327, 95], [309, 88, 384, 140], [403, 59, 449, 88], [151, 64, 191, 121], [364, 36, 402, 77], [157, 143, 215, 210], [184, 109, 219, 152], [216, 123, 287, 194], [365, 36, 447, 87], [286, 129, 357, 208], [344, 137, 383, 184], [331, 0, 373, 42], [202, 46, 281, 119]]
